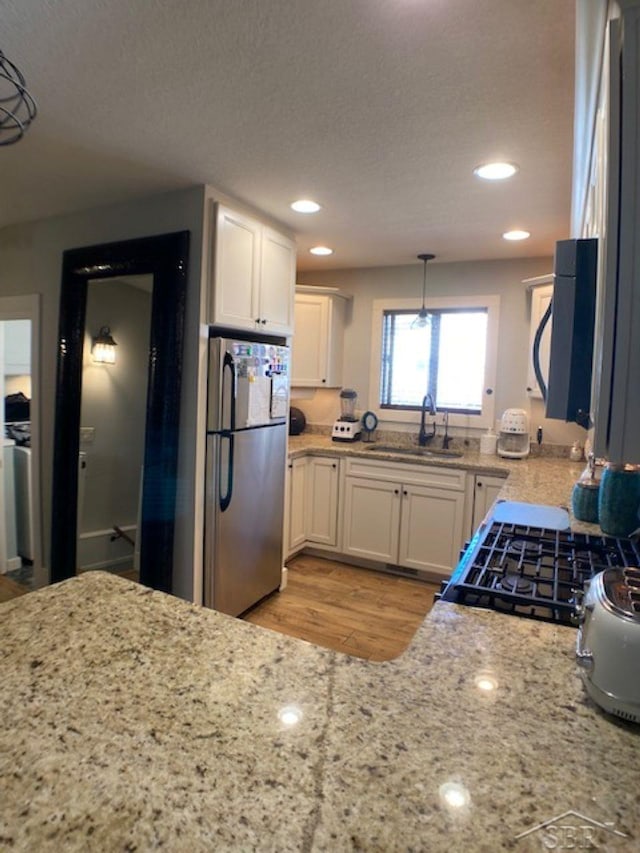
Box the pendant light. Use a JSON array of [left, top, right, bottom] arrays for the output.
[[412, 253, 435, 329], [0, 50, 37, 146]]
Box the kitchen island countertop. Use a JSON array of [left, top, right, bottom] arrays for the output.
[[1, 571, 638, 852]]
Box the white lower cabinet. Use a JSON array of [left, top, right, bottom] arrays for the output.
[[285, 452, 503, 575], [286, 456, 307, 555], [341, 458, 466, 575], [306, 456, 340, 547], [342, 477, 401, 563], [469, 473, 506, 535], [398, 483, 465, 574], [285, 454, 340, 556]]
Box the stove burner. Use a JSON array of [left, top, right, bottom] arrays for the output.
[[498, 573, 534, 595], [440, 519, 640, 626], [568, 544, 621, 565], [506, 537, 542, 558]]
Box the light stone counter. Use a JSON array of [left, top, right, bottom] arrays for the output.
[[287, 434, 602, 535], [1, 572, 638, 851]]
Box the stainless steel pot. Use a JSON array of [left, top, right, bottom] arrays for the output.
[[575, 567, 640, 723]]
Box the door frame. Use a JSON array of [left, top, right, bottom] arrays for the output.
[[50, 231, 189, 592]]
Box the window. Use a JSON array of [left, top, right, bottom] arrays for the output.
[[370, 296, 499, 428]]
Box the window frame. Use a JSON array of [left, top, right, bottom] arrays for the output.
[[368, 295, 500, 430]]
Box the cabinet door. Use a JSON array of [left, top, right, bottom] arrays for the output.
[[291, 293, 329, 386], [342, 476, 401, 563], [398, 484, 465, 575], [259, 226, 295, 335], [526, 283, 553, 398], [306, 456, 339, 546], [212, 205, 260, 330], [471, 475, 505, 532], [287, 457, 307, 554]]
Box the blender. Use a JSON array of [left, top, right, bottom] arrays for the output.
[[331, 389, 361, 442]]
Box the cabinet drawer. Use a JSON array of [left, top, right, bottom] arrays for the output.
[[344, 457, 466, 491]]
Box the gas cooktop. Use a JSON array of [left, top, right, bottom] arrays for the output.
[[438, 519, 640, 626]]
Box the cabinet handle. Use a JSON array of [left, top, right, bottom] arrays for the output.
[[322, 378, 326, 383], [477, 482, 483, 488], [332, 463, 337, 469], [403, 490, 408, 496], [288, 463, 293, 469], [255, 318, 261, 324], [394, 489, 399, 495], [261, 318, 267, 325]]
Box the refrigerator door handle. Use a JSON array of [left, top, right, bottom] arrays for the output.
[[532, 297, 552, 403], [222, 351, 237, 432], [218, 432, 234, 512]]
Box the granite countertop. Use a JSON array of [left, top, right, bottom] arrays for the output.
[[288, 433, 602, 535], [2, 572, 638, 852]]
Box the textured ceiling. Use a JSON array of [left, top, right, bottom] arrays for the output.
[[1, 0, 575, 271]]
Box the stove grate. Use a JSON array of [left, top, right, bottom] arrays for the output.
[[445, 521, 640, 625]]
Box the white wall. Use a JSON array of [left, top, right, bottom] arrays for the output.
[[0, 187, 205, 596], [296, 257, 586, 447]]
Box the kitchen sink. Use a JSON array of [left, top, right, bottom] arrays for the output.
[[364, 444, 463, 459]]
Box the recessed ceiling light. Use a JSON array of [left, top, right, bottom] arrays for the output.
[[309, 246, 334, 256], [502, 229, 530, 241], [291, 199, 321, 214], [474, 162, 519, 180]]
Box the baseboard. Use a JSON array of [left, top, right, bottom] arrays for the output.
[[77, 525, 137, 572], [3, 556, 23, 572]]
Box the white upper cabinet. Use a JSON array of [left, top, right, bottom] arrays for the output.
[[258, 226, 296, 335], [211, 204, 295, 335], [291, 286, 349, 387], [525, 278, 553, 398]]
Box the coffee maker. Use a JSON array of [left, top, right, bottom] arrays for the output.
[[497, 408, 530, 458], [332, 389, 361, 442]]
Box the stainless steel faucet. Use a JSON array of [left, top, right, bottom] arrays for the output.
[[418, 393, 437, 446]]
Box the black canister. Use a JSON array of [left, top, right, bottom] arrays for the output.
[[288, 406, 306, 436]]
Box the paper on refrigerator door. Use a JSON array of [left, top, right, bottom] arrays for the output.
[[238, 375, 271, 427], [270, 374, 288, 419]]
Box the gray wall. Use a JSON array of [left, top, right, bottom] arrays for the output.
[[80, 279, 151, 535], [0, 187, 205, 595], [296, 257, 586, 446]]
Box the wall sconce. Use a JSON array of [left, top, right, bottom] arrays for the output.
[[92, 326, 117, 364]]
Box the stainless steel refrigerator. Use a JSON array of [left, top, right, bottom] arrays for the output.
[[204, 335, 290, 616]]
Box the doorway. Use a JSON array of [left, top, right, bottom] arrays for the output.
[[0, 294, 43, 597], [76, 275, 152, 580]]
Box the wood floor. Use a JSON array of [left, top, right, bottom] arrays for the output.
[[0, 574, 30, 603], [243, 554, 439, 661]]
